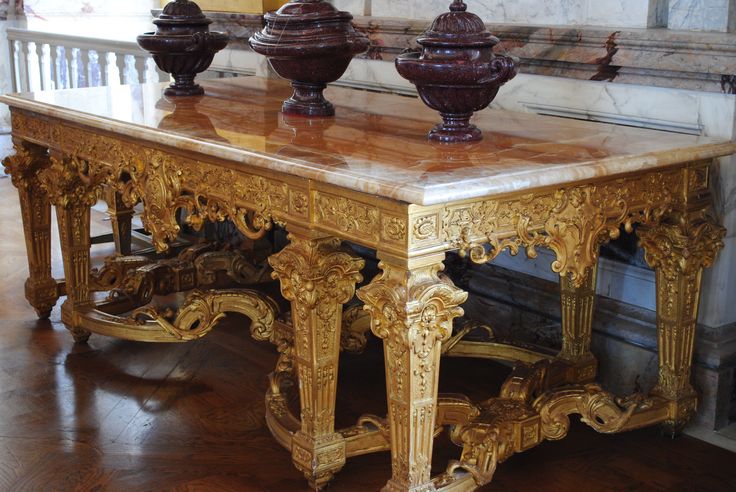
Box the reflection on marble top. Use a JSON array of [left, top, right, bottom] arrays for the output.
[[2, 77, 735, 206]]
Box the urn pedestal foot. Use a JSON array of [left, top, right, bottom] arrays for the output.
[[430, 113, 482, 143], [165, 74, 205, 97], [283, 82, 335, 117]]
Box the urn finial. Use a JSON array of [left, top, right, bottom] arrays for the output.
[[450, 1, 467, 12]]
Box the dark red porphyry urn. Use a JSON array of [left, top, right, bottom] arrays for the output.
[[248, 0, 369, 117], [137, 0, 228, 96], [395, 0, 517, 143]]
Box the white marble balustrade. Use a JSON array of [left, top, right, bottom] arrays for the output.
[[6, 28, 165, 93]]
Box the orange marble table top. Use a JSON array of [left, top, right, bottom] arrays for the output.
[[2, 76, 735, 205]]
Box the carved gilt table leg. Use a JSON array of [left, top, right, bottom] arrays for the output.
[[557, 260, 599, 383], [105, 187, 134, 256], [358, 253, 467, 492], [639, 167, 726, 434], [2, 140, 60, 319], [40, 153, 101, 343], [269, 228, 364, 489]]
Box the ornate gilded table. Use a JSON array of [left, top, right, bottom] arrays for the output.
[[2, 77, 735, 492]]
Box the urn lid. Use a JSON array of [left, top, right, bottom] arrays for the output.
[[418, 0, 498, 48], [265, 0, 352, 26], [252, 0, 368, 52], [154, 0, 212, 30]]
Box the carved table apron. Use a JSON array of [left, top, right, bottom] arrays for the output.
[[2, 77, 735, 492]]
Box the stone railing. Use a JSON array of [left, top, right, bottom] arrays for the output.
[[6, 27, 166, 92]]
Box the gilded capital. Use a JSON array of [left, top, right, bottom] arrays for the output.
[[2, 144, 48, 191], [269, 235, 364, 309], [359, 261, 467, 347], [639, 214, 726, 279], [39, 155, 104, 209]]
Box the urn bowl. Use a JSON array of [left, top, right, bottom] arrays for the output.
[[248, 0, 369, 117], [395, 53, 516, 142]]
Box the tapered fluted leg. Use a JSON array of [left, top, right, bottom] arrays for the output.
[[358, 253, 467, 492], [39, 153, 100, 343], [558, 260, 599, 383], [269, 228, 364, 489], [2, 141, 59, 319], [106, 187, 134, 256], [639, 167, 725, 434]]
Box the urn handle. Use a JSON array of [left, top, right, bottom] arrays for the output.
[[479, 55, 518, 86], [186, 31, 220, 53]]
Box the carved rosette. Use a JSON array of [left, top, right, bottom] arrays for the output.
[[268, 234, 364, 488], [357, 259, 467, 491]]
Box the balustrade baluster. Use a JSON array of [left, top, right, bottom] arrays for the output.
[[79, 48, 90, 87], [13, 40, 29, 92], [105, 52, 121, 86], [71, 48, 82, 88], [124, 55, 140, 84], [94, 50, 106, 87], [53, 46, 62, 89], [116, 53, 128, 85], [134, 56, 146, 84], [39, 44, 51, 90], [144, 57, 160, 83], [27, 42, 41, 92]]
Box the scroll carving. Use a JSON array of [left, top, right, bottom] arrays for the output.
[[129, 289, 278, 342], [444, 172, 681, 286]]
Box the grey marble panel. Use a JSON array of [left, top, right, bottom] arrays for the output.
[[669, 0, 735, 32]]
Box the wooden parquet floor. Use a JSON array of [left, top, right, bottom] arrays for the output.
[[0, 178, 735, 491]]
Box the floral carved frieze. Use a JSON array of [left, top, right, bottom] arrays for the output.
[[424, 169, 685, 286]]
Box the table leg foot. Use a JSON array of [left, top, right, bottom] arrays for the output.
[[639, 197, 725, 433], [42, 152, 99, 344], [292, 433, 346, 490], [3, 142, 61, 318], [358, 253, 467, 492], [557, 262, 599, 384], [269, 229, 363, 489], [70, 327, 91, 344]]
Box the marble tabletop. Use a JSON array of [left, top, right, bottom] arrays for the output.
[[2, 76, 735, 205]]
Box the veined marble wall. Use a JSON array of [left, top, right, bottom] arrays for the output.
[[335, 0, 736, 32], [669, 0, 736, 32], [336, 0, 669, 28]]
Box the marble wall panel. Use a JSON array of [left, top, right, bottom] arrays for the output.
[[669, 0, 736, 32], [371, 0, 667, 28]]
